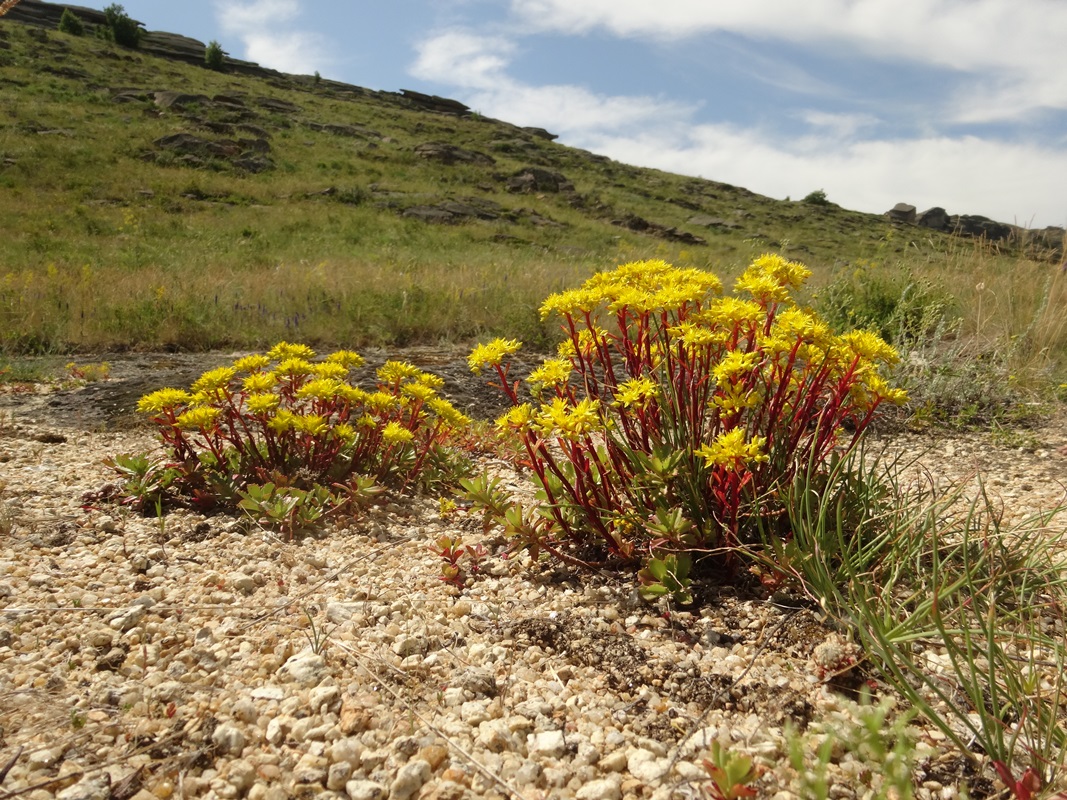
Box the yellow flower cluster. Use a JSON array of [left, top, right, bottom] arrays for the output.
[[613, 377, 658, 409], [540, 259, 722, 320], [695, 428, 768, 470], [534, 398, 602, 441], [468, 338, 522, 374]]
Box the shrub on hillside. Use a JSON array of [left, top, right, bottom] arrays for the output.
[[101, 4, 140, 48], [468, 256, 907, 585], [205, 40, 225, 71], [58, 8, 85, 36]]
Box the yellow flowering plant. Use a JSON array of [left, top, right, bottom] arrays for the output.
[[124, 342, 471, 517], [471, 256, 907, 578]]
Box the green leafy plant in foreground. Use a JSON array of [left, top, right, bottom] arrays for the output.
[[120, 341, 471, 518], [469, 256, 907, 575]]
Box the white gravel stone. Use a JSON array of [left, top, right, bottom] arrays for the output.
[[345, 779, 386, 800], [56, 773, 111, 800], [389, 759, 432, 800], [277, 650, 327, 685], [212, 723, 247, 755], [528, 729, 567, 758], [576, 776, 623, 800]]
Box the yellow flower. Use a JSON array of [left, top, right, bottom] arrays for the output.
[[429, 397, 471, 428], [539, 287, 603, 320], [268, 341, 316, 361], [415, 372, 445, 391], [378, 360, 422, 384], [402, 382, 438, 402], [382, 422, 415, 444], [535, 397, 602, 440], [137, 388, 191, 413], [839, 330, 899, 365], [175, 407, 221, 430], [712, 350, 761, 383], [296, 378, 342, 400], [749, 253, 812, 290], [713, 384, 763, 414], [310, 362, 348, 380], [293, 414, 328, 436], [191, 367, 236, 393], [613, 377, 658, 408], [246, 393, 280, 414], [527, 358, 572, 388], [365, 391, 398, 411], [698, 297, 766, 328], [735, 272, 790, 303], [496, 403, 534, 432], [324, 350, 364, 368], [696, 428, 768, 469], [468, 338, 522, 374], [337, 385, 370, 405], [332, 422, 356, 442], [268, 409, 296, 433], [243, 372, 277, 393], [233, 354, 271, 372], [274, 358, 313, 378], [772, 307, 831, 345]]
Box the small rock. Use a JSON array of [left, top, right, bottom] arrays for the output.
[[57, 773, 111, 800], [626, 748, 670, 783], [392, 634, 428, 658], [390, 760, 432, 800], [212, 723, 247, 755], [345, 779, 386, 800], [309, 684, 339, 712], [108, 605, 146, 632], [528, 729, 566, 758], [226, 760, 256, 793], [577, 777, 623, 800], [277, 650, 327, 685], [27, 746, 65, 770], [326, 762, 352, 790]]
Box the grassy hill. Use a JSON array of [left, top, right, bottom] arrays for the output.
[[0, 6, 1064, 414]]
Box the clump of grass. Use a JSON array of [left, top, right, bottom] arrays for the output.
[[761, 445, 1067, 797]]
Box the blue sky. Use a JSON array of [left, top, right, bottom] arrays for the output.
[[114, 1, 1067, 229]]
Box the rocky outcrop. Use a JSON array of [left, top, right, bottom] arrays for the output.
[[613, 213, 706, 245], [505, 167, 573, 194], [399, 90, 470, 116], [886, 203, 917, 224], [413, 142, 494, 166]]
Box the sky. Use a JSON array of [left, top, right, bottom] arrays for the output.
[[110, 1, 1067, 230]]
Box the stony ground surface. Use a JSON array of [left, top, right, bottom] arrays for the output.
[[1, 359, 1065, 800]]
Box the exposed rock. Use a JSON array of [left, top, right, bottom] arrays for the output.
[[255, 96, 300, 114], [522, 126, 558, 140], [413, 142, 494, 166], [952, 214, 1014, 242], [506, 166, 573, 194], [917, 206, 951, 230], [613, 213, 706, 245], [886, 202, 917, 224], [153, 132, 240, 159], [153, 91, 210, 110], [687, 214, 741, 230], [304, 120, 381, 139], [399, 89, 470, 115], [232, 155, 273, 173]]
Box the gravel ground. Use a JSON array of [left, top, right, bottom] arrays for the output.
[[1, 362, 1065, 800]]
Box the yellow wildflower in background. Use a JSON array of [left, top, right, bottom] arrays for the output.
[[712, 351, 761, 383], [233, 355, 271, 372], [696, 428, 768, 469], [468, 338, 522, 374], [382, 422, 414, 445], [332, 422, 356, 442], [839, 330, 900, 365], [274, 358, 313, 378], [535, 397, 602, 440], [243, 372, 277, 393], [539, 287, 603, 320], [268, 342, 315, 361], [294, 414, 328, 436], [496, 403, 534, 431], [378, 360, 423, 384], [428, 398, 471, 428], [191, 367, 236, 393], [528, 358, 572, 389], [698, 297, 765, 328], [613, 377, 658, 409], [310, 362, 348, 380], [402, 382, 438, 402], [749, 253, 812, 290], [245, 393, 280, 414], [365, 391, 398, 411], [297, 378, 342, 401], [324, 350, 364, 368], [175, 407, 221, 430], [137, 388, 191, 413]]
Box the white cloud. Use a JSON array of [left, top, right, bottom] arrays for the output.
[[412, 30, 691, 132], [410, 22, 1066, 228], [215, 0, 327, 75], [508, 0, 1067, 120], [580, 125, 1067, 228]]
